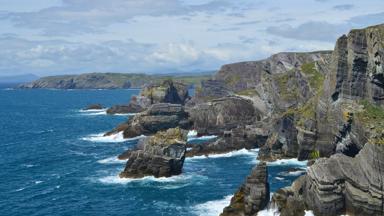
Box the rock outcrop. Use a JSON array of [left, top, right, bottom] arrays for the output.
[[221, 162, 270, 216], [273, 143, 384, 216], [140, 80, 189, 106], [105, 103, 191, 138], [119, 128, 187, 178], [187, 126, 268, 157], [106, 103, 144, 114], [188, 96, 259, 135], [84, 104, 103, 110]]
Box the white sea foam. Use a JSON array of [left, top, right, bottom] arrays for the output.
[[193, 195, 232, 216], [98, 173, 205, 185], [79, 108, 107, 113], [281, 170, 306, 176], [81, 131, 145, 143], [275, 177, 285, 181], [114, 113, 136, 116], [257, 207, 316, 216], [15, 187, 26, 192], [186, 148, 259, 161], [187, 130, 198, 137], [187, 135, 218, 142], [79, 109, 136, 116], [35, 181, 43, 184], [257, 206, 280, 216], [79, 108, 107, 116], [187, 130, 218, 142], [267, 158, 307, 167], [97, 156, 127, 164]]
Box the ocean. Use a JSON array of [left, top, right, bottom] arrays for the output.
[[0, 87, 306, 216]]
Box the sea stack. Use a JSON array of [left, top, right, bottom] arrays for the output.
[[119, 128, 188, 178]]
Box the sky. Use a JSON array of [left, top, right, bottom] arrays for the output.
[[0, 0, 383, 76]]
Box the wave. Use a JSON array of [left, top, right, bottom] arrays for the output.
[[257, 206, 280, 216], [193, 195, 232, 216], [267, 158, 307, 167], [187, 135, 218, 143], [78, 109, 136, 116], [97, 156, 127, 164], [186, 148, 259, 161], [187, 130, 198, 137], [79, 108, 107, 116], [280, 170, 306, 176], [98, 173, 206, 186], [81, 131, 145, 143]]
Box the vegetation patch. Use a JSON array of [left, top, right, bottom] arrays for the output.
[[301, 62, 325, 92], [225, 74, 241, 86], [235, 88, 259, 97], [357, 100, 384, 144], [310, 150, 320, 159], [275, 70, 299, 100]]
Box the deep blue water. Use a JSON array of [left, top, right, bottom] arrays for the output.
[[0, 88, 306, 216]]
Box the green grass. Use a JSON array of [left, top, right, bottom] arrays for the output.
[[235, 88, 259, 97], [310, 150, 320, 159], [275, 70, 299, 100], [357, 100, 384, 144], [301, 62, 324, 92]]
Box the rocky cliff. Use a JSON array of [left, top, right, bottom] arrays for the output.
[[220, 24, 384, 216]]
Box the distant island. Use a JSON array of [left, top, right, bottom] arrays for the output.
[[18, 72, 213, 89]]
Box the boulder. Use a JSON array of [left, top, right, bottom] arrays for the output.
[[221, 162, 270, 216], [84, 104, 103, 110], [119, 128, 187, 178]]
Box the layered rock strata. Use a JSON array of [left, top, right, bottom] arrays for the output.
[[120, 128, 187, 178], [221, 162, 270, 216]]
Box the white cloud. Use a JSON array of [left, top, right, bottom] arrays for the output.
[[0, 0, 383, 76]]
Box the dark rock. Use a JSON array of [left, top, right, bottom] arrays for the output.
[[140, 80, 189, 105], [106, 103, 144, 114], [187, 126, 268, 157], [273, 143, 384, 216], [119, 128, 187, 178], [258, 114, 299, 161], [105, 103, 191, 138], [188, 96, 259, 135], [221, 162, 270, 216], [84, 104, 103, 110]]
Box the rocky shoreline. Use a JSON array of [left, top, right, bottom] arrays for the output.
[[85, 23, 384, 216]]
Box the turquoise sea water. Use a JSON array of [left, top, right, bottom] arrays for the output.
[[0, 87, 306, 216]]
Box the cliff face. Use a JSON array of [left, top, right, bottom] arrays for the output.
[[217, 24, 384, 216], [271, 24, 384, 216]]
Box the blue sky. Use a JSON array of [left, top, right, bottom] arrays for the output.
[[0, 0, 383, 76]]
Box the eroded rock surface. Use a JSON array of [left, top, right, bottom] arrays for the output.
[[105, 103, 191, 138], [120, 128, 187, 178], [221, 162, 270, 216]]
